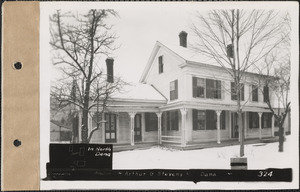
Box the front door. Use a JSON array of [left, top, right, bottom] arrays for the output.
[[134, 114, 142, 142], [105, 113, 117, 143]]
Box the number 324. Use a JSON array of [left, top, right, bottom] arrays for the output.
[[258, 171, 273, 177]]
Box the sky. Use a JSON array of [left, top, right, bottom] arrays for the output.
[[45, 2, 297, 84], [111, 8, 191, 83], [49, 5, 194, 83]]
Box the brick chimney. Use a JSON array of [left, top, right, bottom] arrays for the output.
[[106, 58, 114, 83], [179, 31, 188, 48]]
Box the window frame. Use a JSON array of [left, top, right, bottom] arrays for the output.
[[263, 86, 269, 103], [193, 109, 206, 130], [252, 85, 258, 102], [231, 82, 245, 101], [170, 80, 178, 101], [158, 56, 163, 74], [249, 112, 259, 129], [206, 79, 222, 99], [145, 112, 158, 132], [262, 112, 272, 128], [193, 77, 205, 98], [193, 110, 225, 130], [167, 110, 179, 131]]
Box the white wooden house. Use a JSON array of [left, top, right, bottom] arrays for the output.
[[82, 31, 290, 147]]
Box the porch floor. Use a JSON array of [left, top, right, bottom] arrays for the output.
[[112, 137, 279, 152]]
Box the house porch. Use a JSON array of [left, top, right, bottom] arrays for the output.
[[159, 102, 276, 147]]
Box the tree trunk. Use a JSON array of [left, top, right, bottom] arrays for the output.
[[278, 123, 284, 152], [81, 108, 89, 143], [238, 110, 244, 157], [236, 81, 244, 157], [72, 114, 79, 143]]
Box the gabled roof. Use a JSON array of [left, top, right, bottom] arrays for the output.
[[139, 41, 269, 83], [139, 41, 223, 83]]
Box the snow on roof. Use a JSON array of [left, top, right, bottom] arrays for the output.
[[111, 83, 167, 102]]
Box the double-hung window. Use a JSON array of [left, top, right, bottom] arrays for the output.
[[170, 80, 178, 100], [263, 86, 269, 103], [206, 79, 221, 99], [231, 82, 244, 101], [193, 110, 206, 130], [252, 85, 258, 102], [193, 110, 226, 130], [193, 77, 205, 98], [167, 110, 179, 131]]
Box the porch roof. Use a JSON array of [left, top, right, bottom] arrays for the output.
[[111, 83, 167, 102], [159, 101, 272, 113]]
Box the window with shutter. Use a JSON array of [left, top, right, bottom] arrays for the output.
[[192, 109, 206, 130], [252, 85, 258, 102], [206, 79, 221, 99], [206, 110, 217, 130], [231, 82, 244, 101], [193, 77, 205, 98], [220, 111, 226, 130], [249, 112, 259, 129], [263, 86, 269, 102]]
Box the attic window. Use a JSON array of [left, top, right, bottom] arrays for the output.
[[158, 56, 163, 74]]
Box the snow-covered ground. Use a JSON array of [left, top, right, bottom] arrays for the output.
[[114, 136, 294, 169], [41, 136, 298, 190]]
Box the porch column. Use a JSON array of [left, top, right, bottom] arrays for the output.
[[129, 112, 136, 146], [156, 112, 162, 145], [78, 111, 82, 143], [271, 114, 275, 137], [216, 110, 222, 144], [258, 112, 263, 140], [228, 111, 232, 139], [180, 108, 188, 146]]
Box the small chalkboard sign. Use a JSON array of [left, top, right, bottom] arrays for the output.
[[47, 144, 113, 170]]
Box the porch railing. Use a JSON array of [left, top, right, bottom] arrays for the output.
[[161, 135, 182, 144]]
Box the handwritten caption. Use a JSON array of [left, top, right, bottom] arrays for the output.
[[88, 146, 112, 157]]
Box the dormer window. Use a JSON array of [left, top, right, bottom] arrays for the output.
[[158, 56, 163, 74]]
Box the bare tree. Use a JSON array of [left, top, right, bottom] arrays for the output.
[[190, 9, 286, 157], [50, 9, 126, 143], [254, 13, 291, 152]]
